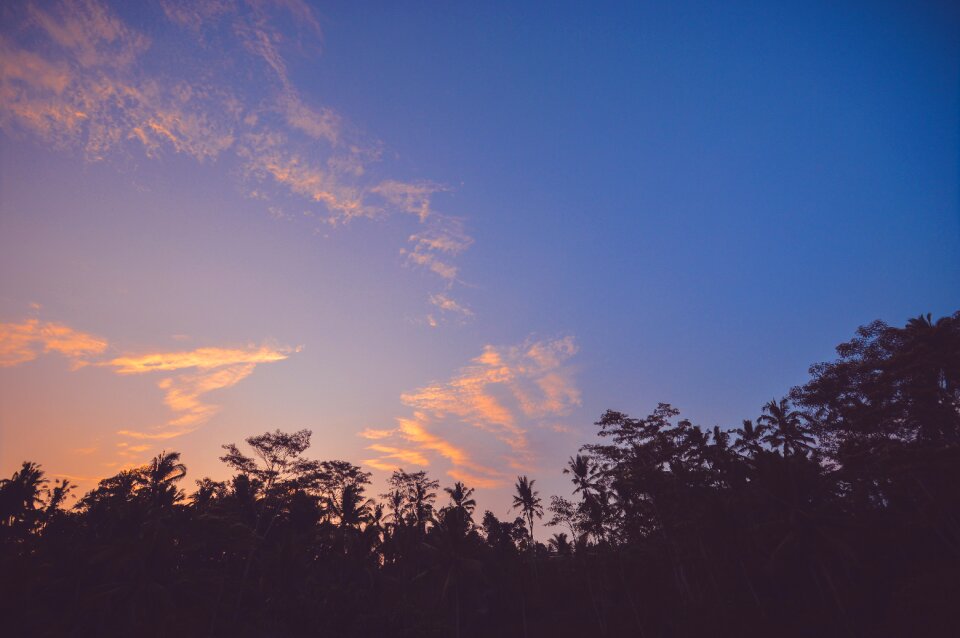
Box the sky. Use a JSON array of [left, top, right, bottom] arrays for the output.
[[1, 0, 958, 520]]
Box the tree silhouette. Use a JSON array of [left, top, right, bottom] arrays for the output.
[[444, 481, 477, 515], [732, 418, 767, 457], [758, 397, 815, 457], [548, 532, 572, 555], [0, 461, 47, 529], [564, 454, 598, 496], [140, 450, 187, 508], [1, 311, 957, 637], [511, 475, 543, 545]]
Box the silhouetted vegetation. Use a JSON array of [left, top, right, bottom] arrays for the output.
[[2, 313, 958, 637]]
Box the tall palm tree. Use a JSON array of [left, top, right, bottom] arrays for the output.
[[0, 461, 47, 526], [384, 488, 406, 529], [361, 502, 386, 556], [440, 481, 477, 538], [898, 313, 960, 442], [733, 419, 768, 457], [44, 478, 73, 513], [563, 455, 598, 496], [141, 450, 187, 508], [330, 482, 372, 529], [409, 472, 439, 531], [444, 481, 476, 515], [758, 398, 815, 457], [511, 475, 543, 545], [582, 486, 612, 543]]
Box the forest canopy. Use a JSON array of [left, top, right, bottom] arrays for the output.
[[2, 312, 958, 637]]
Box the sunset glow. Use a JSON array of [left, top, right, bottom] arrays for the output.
[[1, 0, 957, 520]]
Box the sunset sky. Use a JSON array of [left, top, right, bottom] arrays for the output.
[[1, 0, 958, 517]]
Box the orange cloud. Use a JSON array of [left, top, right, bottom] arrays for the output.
[[280, 93, 341, 145], [373, 180, 446, 222], [405, 250, 459, 280], [446, 469, 502, 490], [114, 429, 195, 441], [1, 0, 473, 309], [0, 3, 235, 162], [362, 458, 403, 472], [28, 0, 149, 69], [106, 344, 292, 375], [109, 344, 293, 442], [116, 442, 151, 459], [429, 293, 473, 320], [0, 318, 107, 368], [245, 148, 375, 222], [359, 412, 503, 483], [396, 415, 474, 467], [159, 0, 237, 32], [159, 363, 257, 427], [358, 428, 395, 440], [0, 311, 293, 467], [402, 215, 474, 283], [362, 338, 580, 486], [365, 444, 430, 467]]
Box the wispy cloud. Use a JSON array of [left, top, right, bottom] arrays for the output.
[[27, 0, 149, 69], [0, 1, 236, 161], [403, 215, 474, 285], [361, 337, 580, 486], [106, 344, 292, 374], [429, 293, 474, 322], [373, 180, 447, 223], [363, 443, 430, 468], [107, 344, 295, 440], [0, 0, 474, 310], [360, 413, 504, 488], [240, 140, 377, 222], [159, 0, 237, 32], [0, 318, 107, 368], [0, 312, 293, 455]]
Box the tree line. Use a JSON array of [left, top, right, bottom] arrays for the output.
[[1, 312, 958, 637]]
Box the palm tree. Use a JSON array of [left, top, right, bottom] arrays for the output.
[[898, 313, 960, 442], [0, 461, 47, 527], [141, 450, 187, 508], [44, 478, 73, 513], [511, 475, 543, 545], [409, 471, 439, 531], [383, 488, 406, 529], [361, 502, 386, 556], [191, 477, 226, 510], [444, 481, 477, 515], [548, 532, 572, 555], [563, 455, 597, 496], [330, 482, 371, 529], [383, 469, 439, 532], [442, 481, 476, 534], [582, 486, 612, 544], [733, 419, 768, 457], [328, 483, 372, 555], [758, 398, 815, 457]]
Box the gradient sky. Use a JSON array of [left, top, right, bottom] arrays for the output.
[[1, 0, 958, 520]]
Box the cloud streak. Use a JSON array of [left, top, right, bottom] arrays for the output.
[[107, 344, 294, 440], [361, 337, 580, 486], [106, 344, 292, 374], [0, 312, 293, 456], [0, 318, 107, 368], [0, 0, 474, 313]]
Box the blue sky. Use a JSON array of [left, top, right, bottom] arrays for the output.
[[1, 0, 957, 517]]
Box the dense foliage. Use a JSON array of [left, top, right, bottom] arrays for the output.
[[2, 313, 958, 637]]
